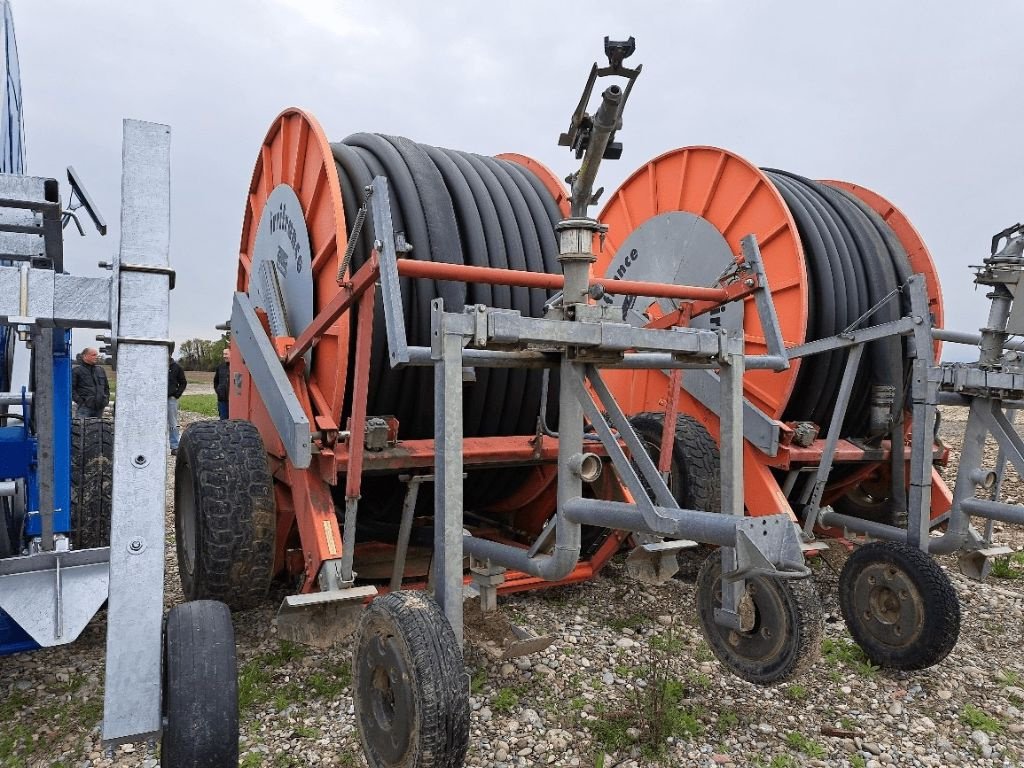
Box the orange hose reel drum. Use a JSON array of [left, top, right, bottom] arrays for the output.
[[235, 109, 349, 449], [595, 146, 808, 422], [821, 180, 944, 361]]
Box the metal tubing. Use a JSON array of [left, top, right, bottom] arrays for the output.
[[802, 344, 865, 536], [571, 85, 621, 217], [461, 356, 583, 581], [405, 347, 728, 371], [933, 327, 1024, 352], [0, 391, 31, 406], [394, 258, 730, 302], [960, 497, 1024, 525], [563, 498, 737, 545], [817, 508, 978, 555]]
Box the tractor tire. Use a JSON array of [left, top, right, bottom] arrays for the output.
[[630, 412, 720, 513], [70, 417, 114, 550], [839, 540, 960, 670], [354, 591, 470, 768], [174, 420, 275, 610], [161, 600, 239, 768]]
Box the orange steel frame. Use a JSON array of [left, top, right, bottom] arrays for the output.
[[234, 239, 747, 599]]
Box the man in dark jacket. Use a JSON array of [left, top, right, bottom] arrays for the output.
[[213, 348, 230, 420], [71, 347, 109, 418], [168, 354, 188, 454]]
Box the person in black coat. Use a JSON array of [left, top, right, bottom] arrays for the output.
[[71, 347, 110, 418], [213, 348, 230, 420], [168, 354, 188, 453]]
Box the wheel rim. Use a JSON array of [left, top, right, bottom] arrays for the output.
[[357, 623, 416, 765], [851, 561, 924, 648], [706, 572, 789, 664]]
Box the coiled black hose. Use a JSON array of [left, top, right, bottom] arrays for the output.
[[330, 135, 562, 441], [763, 171, 912, 436]]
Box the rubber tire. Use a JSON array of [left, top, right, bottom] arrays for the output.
[[174, 420, 275, 610], [629, 412, 720, 513], [70, 417, 114, 550], [354, 591, 469, 768], [834, 483, 899, 526], [839, 541, 960, 670], [695, 553, 823, 685], [161, 600, 239, 768]]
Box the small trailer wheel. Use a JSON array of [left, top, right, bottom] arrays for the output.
[[174, 420, 276, 610], [353, 591, 469, 768], [695, 552, 822, 684], [161, 600, 239, 768], [839, 540, 960, 670]]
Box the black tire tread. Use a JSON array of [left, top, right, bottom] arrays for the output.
[[70, 417, 114, 550], [839, 541, 960, 670], [174, 420, 275, 610], [696, 554, 823, 685], [161, 600, 239, 768], [630, 412, 721, 513], [354, 591, 470, 768]]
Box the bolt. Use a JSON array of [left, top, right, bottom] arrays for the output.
[[744, 278, 755, 287], [129, 539, 143, 552], [373, 239, 383, 252], [132, 454, 147, 467]]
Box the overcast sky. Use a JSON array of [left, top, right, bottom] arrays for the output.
[[13, 1, 1024, 358]]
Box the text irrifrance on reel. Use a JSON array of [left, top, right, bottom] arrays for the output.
[[175, 40, 823, 767]]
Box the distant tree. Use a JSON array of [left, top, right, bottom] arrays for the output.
[[178, 333, 229, 371]]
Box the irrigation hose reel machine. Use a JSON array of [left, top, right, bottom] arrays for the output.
[[177, 38, 825, 768]]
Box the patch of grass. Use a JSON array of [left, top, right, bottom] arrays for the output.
[[470, 668, 488, 695], [606, 613, 650, 632], [273, 753, 302, 767], [492, 685, 524, 714], [307, 661, 352, 699], [851, 756, 867, 768], [649, 632, 684, 653], [178, 393, 218, 417], [770, 756, 798, 768], [997, 669, 1022, 687], [240, 754, 263, 768], [785, 731, 826, 758], [716, 708, 739, 732], [0, 722, 32, 767], [0, 689, 30, 719], [614, 664, 631, 679], [784, 684, 808, 701], [690, 672, 712, 691], [991, 551, 1024, 579], [239, 658, 273, 712], [839, 715, 856, 731], [821, 637, 878, 678], [961, 704, 1003, 734], [692, 644, 714, 663], [292, 724, 320, 739]]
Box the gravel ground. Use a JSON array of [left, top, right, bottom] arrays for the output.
[[4, 407, 1024, 767]]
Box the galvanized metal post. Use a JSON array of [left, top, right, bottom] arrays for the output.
[[102, 120, 172, 744], [906, 276, 938, 550], [432, 299, 465, 640], [717, 329, 746, 623]]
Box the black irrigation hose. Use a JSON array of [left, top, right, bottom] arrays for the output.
[[763, 171, 912, 439], [330, 134, 561, 445]]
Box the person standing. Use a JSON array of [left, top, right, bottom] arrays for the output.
[[71, 347, 110, 418], [213, 348, 230, 420], [168, 353, 188, 454]]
